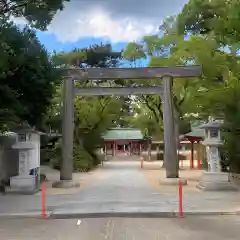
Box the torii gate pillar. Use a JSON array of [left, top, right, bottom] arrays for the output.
[[53, 77, 75, 188], [162, 76, 178, 178]]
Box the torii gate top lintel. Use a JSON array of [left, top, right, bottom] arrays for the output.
[[64, 65, 202, 80]]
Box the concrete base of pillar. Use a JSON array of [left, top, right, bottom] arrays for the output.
[[9, 175, 40, 194], [6, 187, 40, 195], [159, 178, 188, 186], [52, 180, 80, 189], [197, 172, 238, 191]]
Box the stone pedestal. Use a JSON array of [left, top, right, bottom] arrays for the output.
[[52, 180, 80, 188], [197, 172, 237, 191], [159, 178, 188, 186], [10, 175, 37, 194]]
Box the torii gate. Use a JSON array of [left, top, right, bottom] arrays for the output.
[[55, 66, 202, 188]]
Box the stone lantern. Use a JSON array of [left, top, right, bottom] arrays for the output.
[[197, 117, 236, 190], [10, 125, 42, 194]]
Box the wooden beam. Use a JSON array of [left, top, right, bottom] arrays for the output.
[[65, 65, 202, 80], [74, 86, 163, 96]]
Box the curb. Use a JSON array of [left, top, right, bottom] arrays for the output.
[[48, 211, 240, 219], [0, 211, 239, 219], [0, 211, 51, 219]]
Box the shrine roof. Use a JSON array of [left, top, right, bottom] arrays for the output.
[[102, 128, 143, 140], [184, 128, 205, 139]]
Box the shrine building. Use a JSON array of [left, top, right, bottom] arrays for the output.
[[102, 128, 146, 156]]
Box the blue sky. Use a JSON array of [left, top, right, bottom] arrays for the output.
[[34, 0, 188, 53], [37, 32, 126, 53]]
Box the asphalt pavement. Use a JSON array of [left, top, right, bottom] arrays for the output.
[[0, 216, 239, 239]]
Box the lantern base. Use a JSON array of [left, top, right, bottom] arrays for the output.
[[197, 172, 238, 191]]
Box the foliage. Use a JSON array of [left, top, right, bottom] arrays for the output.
[[73, 144, 94, 172], [41, 85, 62, 133], [48, 44, 129, 170], [0, 0, 69, 30], [220, 78, 240, 173], [198, 76, 240, 173], [50, 140, 94, 172], [49, 139, 62, 170], [52, 43, 122, 68], [122, 20, 220, 139], [74, 91, 123, 162], [176, 0, 240, 173], [0, 19, 60, 132], [45, 83, 124, 170], [177, 0, 240, 45], [129, 103, 163, 139]]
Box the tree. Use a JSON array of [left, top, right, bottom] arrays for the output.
[[74, 91, 123, 161], [122, 14, 240, 177], [0, 19, 60, 132], [52, 43, 122, 68], [0, 0, 69, 30], [129, 103, 163, 139], [177, 2, 240, 173], [53, 43, 134, 127], [221, 78, 240, 173], [49, 44, 132, 171], [177, 0, 240, 45]]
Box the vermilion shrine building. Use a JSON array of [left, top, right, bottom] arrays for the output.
[[102, 128, 146, 156], [181, 127, 205, 169], [102, 127, 205, 169]]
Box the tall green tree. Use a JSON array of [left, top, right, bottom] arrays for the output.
[[122, 14, 240, 177], [177, 0, 240, 46], [177, 1, 240, 173], [0, 19, 60, 131]]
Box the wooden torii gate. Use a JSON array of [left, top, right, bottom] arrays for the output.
[[55, 66, 202, 188]]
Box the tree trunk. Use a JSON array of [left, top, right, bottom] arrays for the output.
[[147, 140, 151, 161]]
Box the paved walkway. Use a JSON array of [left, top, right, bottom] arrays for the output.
[[0, 160, 239, 218], [51, 161, 174, 217]]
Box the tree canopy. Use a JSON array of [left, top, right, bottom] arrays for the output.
[[52, 43, 122, 68], [49, 44, 130, 170], [177, 0, 240, 45], [0, 19, 60, 131], [0, 0, 69, 30]]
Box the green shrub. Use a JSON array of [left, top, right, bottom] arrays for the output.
[[82, 130, 103, 166], [50, 157, 61, 170], [73, 145, 94, 172], [49, 140, 95, 172]]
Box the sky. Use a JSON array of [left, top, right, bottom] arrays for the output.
[[35, 0, 188, 53]]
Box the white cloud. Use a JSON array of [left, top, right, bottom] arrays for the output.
[[47, 0, 188, 43]]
